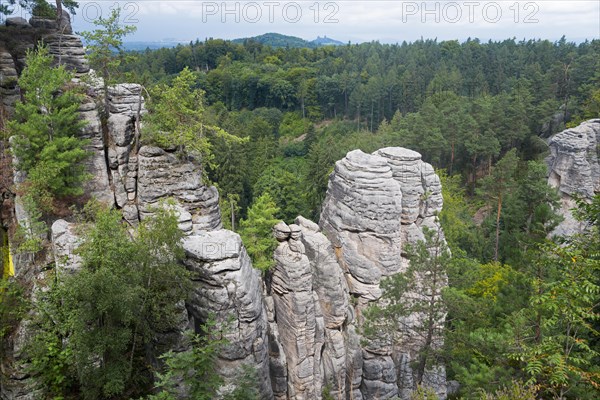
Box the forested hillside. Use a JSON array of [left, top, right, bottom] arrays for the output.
[[119, 37, 600, 398], [122, 37, 599, 218], [1, 6, 599, 398]]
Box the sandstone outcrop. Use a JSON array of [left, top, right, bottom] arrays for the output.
[[319, 150, 403, 303], [1, 14, 454, 399], [269, 222, 322, 399], [183, 230, 273, 398], [266, 148, 448, 399], [547, 119, 600, 236], [0, 48, 19, 116]]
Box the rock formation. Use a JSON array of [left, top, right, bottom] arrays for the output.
[[0, 49, 19, 117], [267, 148, 448, 399], [0, 14, 451, 400], [546, 119, 600, 236], [183, 230, 273, 398], [0, 15, 223, 399]]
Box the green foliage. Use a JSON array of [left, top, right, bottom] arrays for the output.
[[147, 319, 226, 400], [147, 319, 260, 400], [0, 279, 27, 343], [8, 45, 88, 252], [13, 192, 47, 253], [279, 112, 311, 138], [220, 192, 241, 231], [438, 170, 481, 257], [80, 9, 136, 89], [238, 193, 280, 272], [144, 67, 246, 173], [478, 381, 537, 400], [477, 149, 519, 262], [510, 239, 600, 397], [222, 364, 260, 400], [28, 278, 78, 397], [9, 45, 89, 203], [321, 385, 335, 400], [410, 385, 439, 400], [364, 225, 449, 386], [28, 203, 189, 399], [253, 160, 309, 223]]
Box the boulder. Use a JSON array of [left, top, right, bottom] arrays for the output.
[[5, 17, 30, 28], [51, 219, 82, 273]]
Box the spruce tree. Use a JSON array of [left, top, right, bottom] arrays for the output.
[[238, 193, 280, 272], [9, 45, 89, 209]]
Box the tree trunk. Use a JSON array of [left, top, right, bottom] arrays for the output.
[[494, 194, 502, 262], [230, 199, 235, 231], [344, 90, 348, 116], [55, 0, 63, 19], [449, 141, 455, 174]]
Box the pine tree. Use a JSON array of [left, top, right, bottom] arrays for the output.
[[238, 193, 280, 272], [364, 225, 449, 386], [477, 149, 518, 262], [9, 45, 89, 206], [80, 8, 136, 116], [144, 67, 246, 173]]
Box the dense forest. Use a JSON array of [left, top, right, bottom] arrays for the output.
[[119, 35, 600, 398], [120, 36, 599, 218], [1, 3, 600, 399]]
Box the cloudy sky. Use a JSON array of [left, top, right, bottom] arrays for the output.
[[42, 1, 600, 43]]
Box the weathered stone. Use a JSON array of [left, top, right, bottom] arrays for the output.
[[315, 147, 447, 399], [5, 17, 30, 28], [137, 146, 222, 231], [547, 119, 600, 236], [42, 33, 88, 73], [547, 119, 600, 198], [78, 96, 113, 205], [374, 147, 424, 224], [107, 83, 146, 116], [274, 221, 291, 241], [0, 49, 19, 116], [108, 114, 135, 147], [320, 149, 403, 292], [183, 230, 273, 399], [51, 219, 82, 273], [268, 220, 327, 399], [295, 216, 348, 329]]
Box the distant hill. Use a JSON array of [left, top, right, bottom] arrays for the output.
[[232, 32, 343, 48], [120, 33, 345, 51], [310, 36, 344, 47], [122, 41, 184, 51]]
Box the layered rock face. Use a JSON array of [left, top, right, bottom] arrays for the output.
[[1, 15, 451, 400], [0, 49, 19, 117], [0, 16, 227, 399], [268, 148, 447, 399], [320, 150, 403, 303], [546, 119, 600, 236], [183, 230, 273, 398]]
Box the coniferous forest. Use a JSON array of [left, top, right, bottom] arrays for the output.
[[0, 3, 599, 400]]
